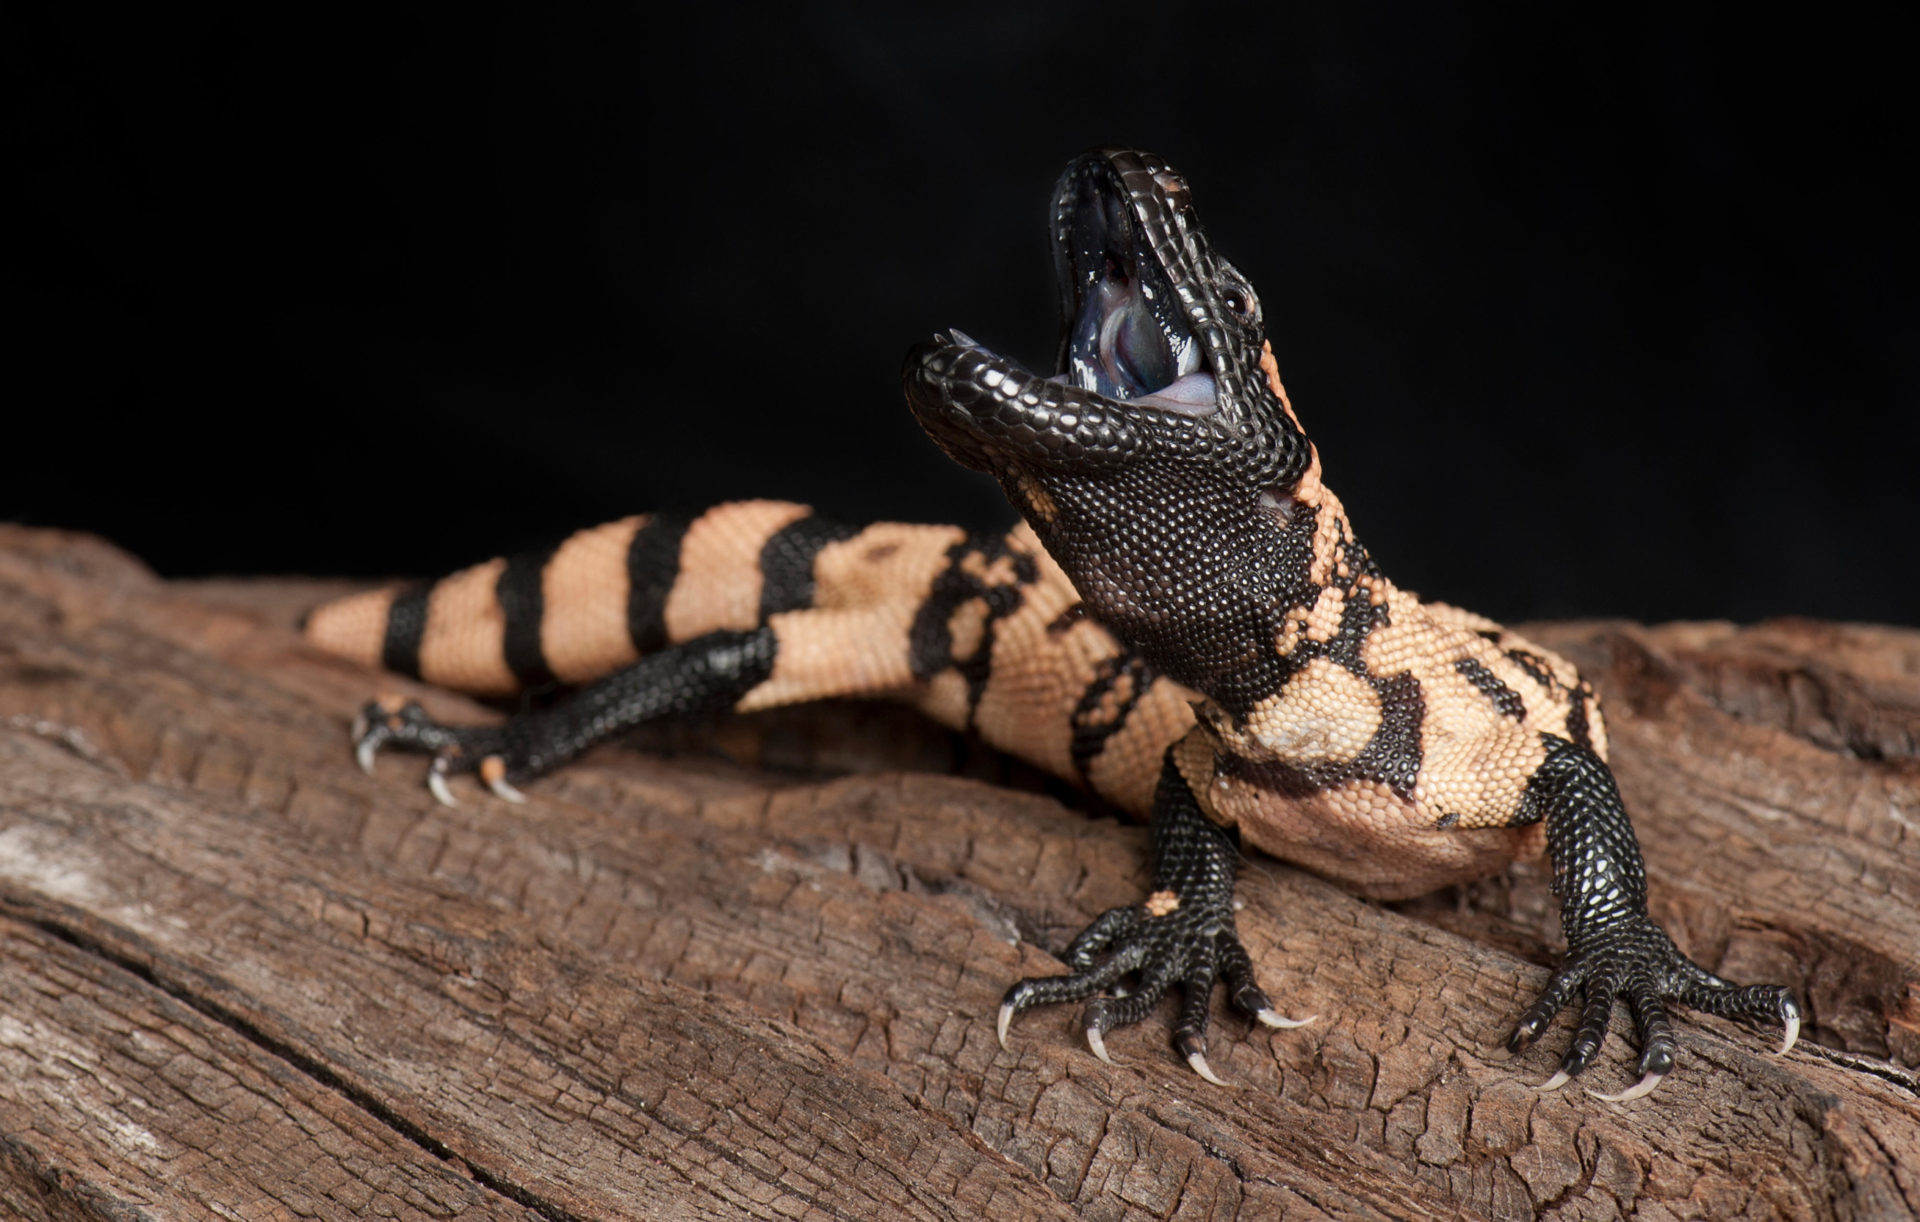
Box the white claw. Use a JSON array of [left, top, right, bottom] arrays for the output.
[[1255, 1008, 1318, 1030], [1086, 1024, 1117, 1065], [354, 737, 378, 776], [350, 713, 368, 744], [1537, 1070, 1571, 1092], [996, 1001, 1015, 1051], [1777, 1011, 1801, 1056], [1186, 1049, 1230, 1087], [1592, 1071, 1666, 1103], [486, 775, 528, 804], [427, 769, 458, 808]]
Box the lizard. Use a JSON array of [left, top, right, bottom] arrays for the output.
[[305, 146, 1801, 1100]]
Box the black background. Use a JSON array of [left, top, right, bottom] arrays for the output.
[[14, 8, 1915, 625]]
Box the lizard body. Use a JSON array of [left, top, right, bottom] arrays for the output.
[[308, 505, 1192, 817], [309, 148, 1798, 1097]]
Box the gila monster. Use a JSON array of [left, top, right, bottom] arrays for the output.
[[306, 147, 1800, 1100]]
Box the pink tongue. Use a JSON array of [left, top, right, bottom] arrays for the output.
[[1134, 372, 1218, 415]]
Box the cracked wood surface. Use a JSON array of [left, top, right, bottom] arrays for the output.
[[0, 524, 1915, 1221]]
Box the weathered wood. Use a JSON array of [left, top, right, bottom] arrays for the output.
[[0, 524, 1915, 1220]]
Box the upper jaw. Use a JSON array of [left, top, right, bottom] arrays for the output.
[[903, 148, 1234, 472], [1050, 151, 1220, 417]]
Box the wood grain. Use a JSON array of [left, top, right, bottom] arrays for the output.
[[0, 525, 1914, 1220]]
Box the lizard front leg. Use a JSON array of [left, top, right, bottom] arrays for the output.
[[1507, 737, 1802, 1100], [998, 752, 1313, 1084]]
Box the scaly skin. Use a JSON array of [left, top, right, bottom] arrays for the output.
[[902, 147, 1799, 1097], [311, 147, 1801, 1099]]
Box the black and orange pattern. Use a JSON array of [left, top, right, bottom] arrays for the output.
[[307, 505, 1196, 820], [308, 148, 1799, 1099]]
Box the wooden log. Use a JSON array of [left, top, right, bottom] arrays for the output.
[[0, 524, 1915, 1220]]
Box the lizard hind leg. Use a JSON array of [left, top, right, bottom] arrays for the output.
[[350, 627, 778, 804]]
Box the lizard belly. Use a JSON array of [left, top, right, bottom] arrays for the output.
[[1216, 768, 1546, 900], [1174, 653, 1562, 900]]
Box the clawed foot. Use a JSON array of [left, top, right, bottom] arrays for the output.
[[1508, 914, 1801, 1101], [997, 892, 1313, 1085], [350, 696, 527, 805]]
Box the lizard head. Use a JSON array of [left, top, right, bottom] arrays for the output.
[[904, 148, 1323, 701]]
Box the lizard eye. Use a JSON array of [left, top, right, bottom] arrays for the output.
[[1221, 283, 1257, 320]]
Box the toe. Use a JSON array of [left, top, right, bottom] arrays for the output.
[[1557, 981, 1619, 1079], [1624, 985, 1677, 1080], [1509, 963, 1583, 1054], [1063, 907, 1142, 970]]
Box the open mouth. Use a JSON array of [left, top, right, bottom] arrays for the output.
[[922, 156, 1221, 426], [1047, 162, 1219, 416]]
